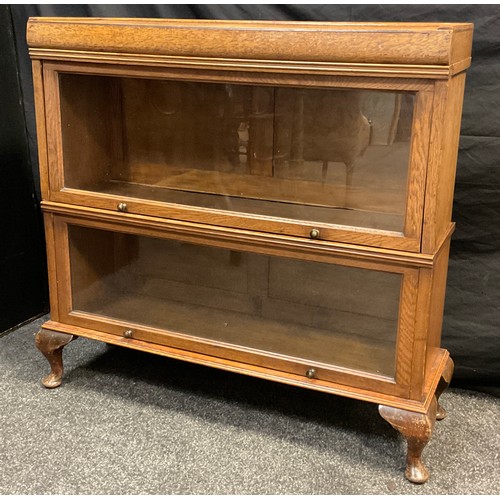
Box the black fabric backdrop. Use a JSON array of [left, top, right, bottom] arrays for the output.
[[0, 6, 47, 333], [10, 5, 500, 396]]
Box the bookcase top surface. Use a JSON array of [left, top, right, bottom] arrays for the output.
[[27, 17, 473, 29], [27, 17, 473, 72]]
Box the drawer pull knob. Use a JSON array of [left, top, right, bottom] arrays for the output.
[[309, 229, 320, 239], [117, 202, 128, 212], [123, 329, 133, 339], [306, 368, 316, 379]]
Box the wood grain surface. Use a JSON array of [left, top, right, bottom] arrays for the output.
[[41, 201, 435, 268], [41, 319, 450, 415], [27, 18, 473, 75]]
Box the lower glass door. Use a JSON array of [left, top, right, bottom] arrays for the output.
[[65, 224, 403, 380]]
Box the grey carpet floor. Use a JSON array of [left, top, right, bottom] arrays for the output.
[[1, 316, 499, 495]]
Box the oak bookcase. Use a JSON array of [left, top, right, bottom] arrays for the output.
[[28, 18, 473, 483]]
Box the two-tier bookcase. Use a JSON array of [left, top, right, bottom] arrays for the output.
[[28, 18, 473, 483]]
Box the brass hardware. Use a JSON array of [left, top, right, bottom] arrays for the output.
[[309, 229, 320, 239], [117, 202, 128, 212], [123, 329, 133, 339], [306, 368, 316, 379]]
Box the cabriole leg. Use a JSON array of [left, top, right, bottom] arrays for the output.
[[379, 397, 437, 484], [435, 356, 454, 420], [35, 329, 75, 388]]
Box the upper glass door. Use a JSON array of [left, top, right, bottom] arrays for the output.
[[44, 65, 430, 250]]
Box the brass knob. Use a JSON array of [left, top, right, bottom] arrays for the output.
[[123, 329, 133, 339], [117, 202, 128, 212], [309, 229, 320, 239], [306, 368, 316, 379]]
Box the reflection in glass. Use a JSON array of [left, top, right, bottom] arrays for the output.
[[60, 74, 414, 232], [69, 225, 401, 377]]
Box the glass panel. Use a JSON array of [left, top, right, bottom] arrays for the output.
[[59, 74, 414, 233], [68, 225, 402, 377]]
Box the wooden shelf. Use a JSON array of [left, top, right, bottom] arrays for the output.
[[101, 179, 405, 232], [121, 163, 406, 212], [75, 287, 397, 378]]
